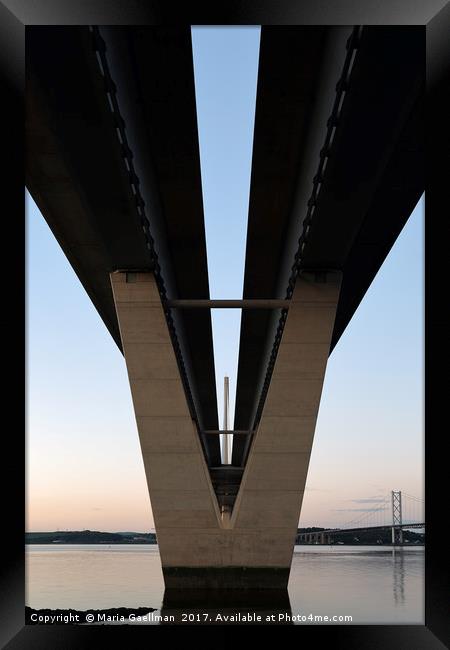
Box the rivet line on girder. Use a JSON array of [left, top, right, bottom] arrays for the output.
[[89, 26, 203, 438], [250, 26, 363, 450]]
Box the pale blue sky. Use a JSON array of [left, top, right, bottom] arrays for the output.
[[192, 26, 260, 439], [26, 27, 423, 531]]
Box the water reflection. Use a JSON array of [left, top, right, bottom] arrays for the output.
[[26, 545, 424, 624], [160, 588, 293, 625], [392, 548, 405, 605]]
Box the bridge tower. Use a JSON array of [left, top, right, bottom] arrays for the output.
[[391, 490, 403, 545]]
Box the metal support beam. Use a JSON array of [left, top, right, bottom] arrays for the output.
[[202, 430, 254, 436], [164, 299, 291, 309]]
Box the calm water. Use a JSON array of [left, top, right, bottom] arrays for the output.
[[26, 545, 424, 625]]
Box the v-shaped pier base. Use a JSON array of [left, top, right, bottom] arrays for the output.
[[110, 270, 341, 588]]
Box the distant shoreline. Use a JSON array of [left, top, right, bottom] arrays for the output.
[[25, 531, 157, 545], [25, 541, 425, 547], [25, 540, 158, 546], [25, 529, 425, 546]]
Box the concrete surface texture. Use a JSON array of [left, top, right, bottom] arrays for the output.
[[110, 270, 341, 588]]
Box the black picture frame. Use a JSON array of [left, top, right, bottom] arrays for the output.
[[1, 0, 448, 646]]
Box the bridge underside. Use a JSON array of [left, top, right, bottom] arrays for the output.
[[26, 26, 424, 589], [232, 26, 424, 467]]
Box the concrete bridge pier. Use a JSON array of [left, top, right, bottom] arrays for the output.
[[110, 269, 342, 588]]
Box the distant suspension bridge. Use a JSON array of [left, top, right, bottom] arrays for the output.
[[298, 491, 425, 545]]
